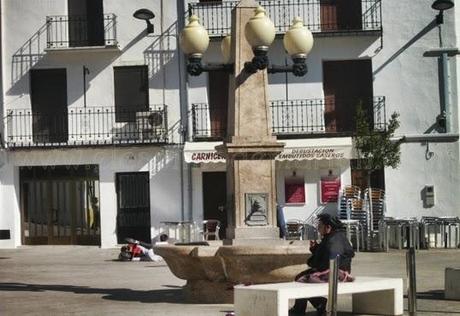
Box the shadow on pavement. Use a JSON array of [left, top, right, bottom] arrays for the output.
[[0, 282, 188, 304]]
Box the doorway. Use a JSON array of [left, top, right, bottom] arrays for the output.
[[202, 172, 227, 239], [30, 69, 68, 143], [323, 60, 373, 133], [20, 165, 100, 245], [351, 160, 385, 192], [116, 172, 151, 244]]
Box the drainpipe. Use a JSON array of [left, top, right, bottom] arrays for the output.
[[392, 133, 459, 143], [176, 0, 192, 222], [423, 48, 459, 133]]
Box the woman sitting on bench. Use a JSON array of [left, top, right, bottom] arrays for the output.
[[289, 213, 355, 316]]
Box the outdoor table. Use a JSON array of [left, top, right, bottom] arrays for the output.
[[160, 221, 196, 242]]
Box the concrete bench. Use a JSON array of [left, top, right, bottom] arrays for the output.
[[234, 276, 403, 316], [445, 267, 460, 300]]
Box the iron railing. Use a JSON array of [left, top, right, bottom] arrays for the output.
[[6, 105, 168, 148], [191, 103, 227, 140], [191, 96, 385, 140], [46, 14, 117, 48], [271, 96, 386, 135], [188, 0, 382, 37]]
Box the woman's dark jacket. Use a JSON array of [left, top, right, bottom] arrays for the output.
[[307, 229, 355, 272]]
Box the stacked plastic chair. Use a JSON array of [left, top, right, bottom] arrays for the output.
[[337, 186, 364, 251], [363, 188, 385, 232], [337, 185, 361, 220]]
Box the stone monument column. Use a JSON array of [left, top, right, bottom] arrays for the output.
[[216, 0, 285, 241]]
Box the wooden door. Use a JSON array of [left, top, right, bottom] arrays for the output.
[[68, 0, 104, 46], [203, 172, 227, 239], [323, 60, 373, 133], [208, 71, 229, 138], [116, 172, 151, 243], [30, 69, 68, 143], [321, 0, 362, 31], [86, 0, 104, 46]]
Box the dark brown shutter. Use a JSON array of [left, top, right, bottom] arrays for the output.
[[208, 71, 229, 138], [323, 60, 373, 133], [114, 66, 149, 122]]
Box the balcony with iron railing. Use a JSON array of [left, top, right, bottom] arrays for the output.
[[191, 96, 386, 140], [188, 0, 382, 37], [46, 14, 117, 49], [6, 105, 168, 148]]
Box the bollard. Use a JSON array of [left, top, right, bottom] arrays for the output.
[[406, 247, 417, 316], [327, 254, 339, 316]]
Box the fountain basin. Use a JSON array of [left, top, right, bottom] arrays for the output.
[[154, 243, 310, 303]]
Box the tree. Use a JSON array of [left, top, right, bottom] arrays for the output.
[[354, 103, 402, 233]]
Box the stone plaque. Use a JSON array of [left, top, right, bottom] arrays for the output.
[[245, 193, 268, 226]]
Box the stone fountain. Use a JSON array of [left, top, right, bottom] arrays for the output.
[[154, 0, 312, 303]]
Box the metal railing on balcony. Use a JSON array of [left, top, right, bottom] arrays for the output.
[[6, 105, 168, 148], [46, 14, 117, 48], [188, 0, 382, 37], [271, 96, 386, 136], [191, 103, 227, 140], [190, 96, 385, 140]]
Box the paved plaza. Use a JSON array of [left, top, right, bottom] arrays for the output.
[[0, 246, 459, 315]]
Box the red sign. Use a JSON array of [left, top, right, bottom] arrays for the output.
[[321, 176, 341, 203], [285, 182, 305, 204]]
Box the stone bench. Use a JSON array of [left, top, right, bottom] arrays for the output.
[[234, 276, 403, 316], [445, 267, 460, 300]]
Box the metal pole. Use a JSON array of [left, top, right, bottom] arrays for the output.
[[440, 52, 450, 132], [327, 254, 339, 316], [406, 247, 417, 316]]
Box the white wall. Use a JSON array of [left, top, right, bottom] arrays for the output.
[[186, 0, 460, 220], [0, 147, 184, 248], [0, 0, 187, 248]]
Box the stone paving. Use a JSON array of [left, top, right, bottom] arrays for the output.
[[0, 246, 459, 315]]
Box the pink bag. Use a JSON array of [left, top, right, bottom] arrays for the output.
[[297, 269, 354, 283]]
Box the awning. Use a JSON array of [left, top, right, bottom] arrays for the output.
[[183, 137, 354, 163], [184, 141, 225, 163]]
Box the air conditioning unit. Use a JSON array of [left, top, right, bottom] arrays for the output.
[[136, 111, 165, 141]]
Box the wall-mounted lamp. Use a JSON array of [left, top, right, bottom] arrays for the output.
[[133, 8, 155, 33], [432, 0, 455, 24], [179, 6, 314, 77]]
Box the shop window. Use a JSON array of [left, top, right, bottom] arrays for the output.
[[285, 174, 305, 204]]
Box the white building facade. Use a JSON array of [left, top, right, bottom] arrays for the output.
[[0, 0, 458, 248]]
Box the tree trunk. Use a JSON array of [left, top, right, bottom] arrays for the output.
[[366, 170, 373, 232]]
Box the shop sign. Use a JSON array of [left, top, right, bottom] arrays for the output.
[[321, 176, 341, 203], [277, 148, 346, 160], [184, 151, 225, 163]]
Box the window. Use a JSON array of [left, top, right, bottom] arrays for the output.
[[113, 66, 149, 122]]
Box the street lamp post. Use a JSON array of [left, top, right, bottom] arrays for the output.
[[179, 0, 315, 241]]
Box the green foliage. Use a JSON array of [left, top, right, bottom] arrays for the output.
[[354, 103, 402, 172]]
